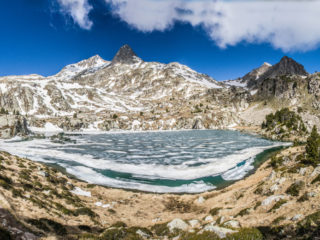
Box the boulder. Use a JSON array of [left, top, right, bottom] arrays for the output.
[[167, 218, 189, 232], [136, 229, 150, 238], [188, 220, 201, 229], [201, 223, 237, 238], [223, 220, 241, 229], [196, 196, 205, 204], [292, 214, 303, 221], [262, 195, 285, 206], [204, 215, 214, 222]]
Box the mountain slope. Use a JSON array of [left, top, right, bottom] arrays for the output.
[[0, 45, 248, 132]]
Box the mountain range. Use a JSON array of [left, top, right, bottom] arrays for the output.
[[0, 45, 319, 137]]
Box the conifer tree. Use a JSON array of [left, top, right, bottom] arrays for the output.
[[306, 125, 320, 165]]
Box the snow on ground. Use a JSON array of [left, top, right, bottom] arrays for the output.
[[70, 187, 91, 197], [29, 122, 63, 133], [224, 79, 247, 88]]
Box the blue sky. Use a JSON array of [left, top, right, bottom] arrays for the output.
[[0, 0, 320, 81]]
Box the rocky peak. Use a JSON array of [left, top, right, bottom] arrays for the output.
[[260, 56, 308, 80], [112, 44, 141, 64], [242, 62, 272, 88]]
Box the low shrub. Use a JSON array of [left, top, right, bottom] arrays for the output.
[[236, 208, 250, 217], [268, 199, 287, 212], [209, 207, 222, 216], [226, 228, 264, 240], [286, 181, 304, 196], [151, 223, 170, 236], [311, 174, 320, 184], [181, 231, 220, 240], [112, 221, 127, 228]]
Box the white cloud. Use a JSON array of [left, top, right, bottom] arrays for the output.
[[57, 0, 93, 30], [105, 0, 320, 52]]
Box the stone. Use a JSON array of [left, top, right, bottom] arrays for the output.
[[268, 170, 276, 181], [196, 196, 205, 204], [270, 184, 279, 192], [292, 214, 303, 221], [299, 167, 308, 176], [201, 223, 237, 238], [219, 216, 225, 224], [223, 220, 240, 228], [204, 215, 214, 222], [167, 218, 189, 232], [307, 192, 317, 197], [136, 229, 150, 238], [38, 171, 49, 177], [262, 195, 285, 206], [311, 166, 320, 177], [188, 220, 201, 228]]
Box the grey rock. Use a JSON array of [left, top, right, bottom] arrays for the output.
[[201, 223, 237, 238], [223, 220, 241, 229], [112, 44, 141, 64], [167, 218, 189, 232], [38, 171, 49, 177]]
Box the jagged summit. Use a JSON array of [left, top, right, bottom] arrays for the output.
[[260, 56, 308, 80], [241, 62, 272, 88], [112, 44, 141, 64]]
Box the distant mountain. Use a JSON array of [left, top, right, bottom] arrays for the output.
[[260, 56, 308, 81], [0, 44, 249, 133], [0, 47, 319, 135]]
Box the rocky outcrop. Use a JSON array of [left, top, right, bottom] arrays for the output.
[[242, 62, 272, 88], [111, 44, 141, 64], [0, 115, 29, 138], [259, 56, 308, 81]]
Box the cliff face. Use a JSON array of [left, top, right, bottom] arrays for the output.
[[0, 115, 29, 138]]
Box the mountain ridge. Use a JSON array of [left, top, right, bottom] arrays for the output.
[[0, 45, 319, 137]]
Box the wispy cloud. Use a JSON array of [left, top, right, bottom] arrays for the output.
[[56, 0, 320, 52], [105, 0, 320, 52], [57, 0, 93, 30]]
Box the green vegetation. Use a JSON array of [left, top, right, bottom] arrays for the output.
[[236, 208, 250, 217], [297, 192, 309, 202], [261, 108, 307, 137], [268, 199, 287, 212], [180, 231, 220, 240], [0, 107, 9, 115], [101, 228, 143, 240], [286, 181, 304, 196], [272, 216, 286, 225], [151, 223, 170, 236], [111, 221, 127, 228], [305, 126, 320, 165], [269, 156, 284, 170], [311, 174, 320, 184], [297, 210, 320, 238], [226, 228, 264, 240], [164, 197, 193, 213], [27, 218, 67, 236], [209, 207, 222, 216]]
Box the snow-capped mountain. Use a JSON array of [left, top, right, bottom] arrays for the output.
[[0, 46, 320, 135], [0, 45, 248, 132]]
